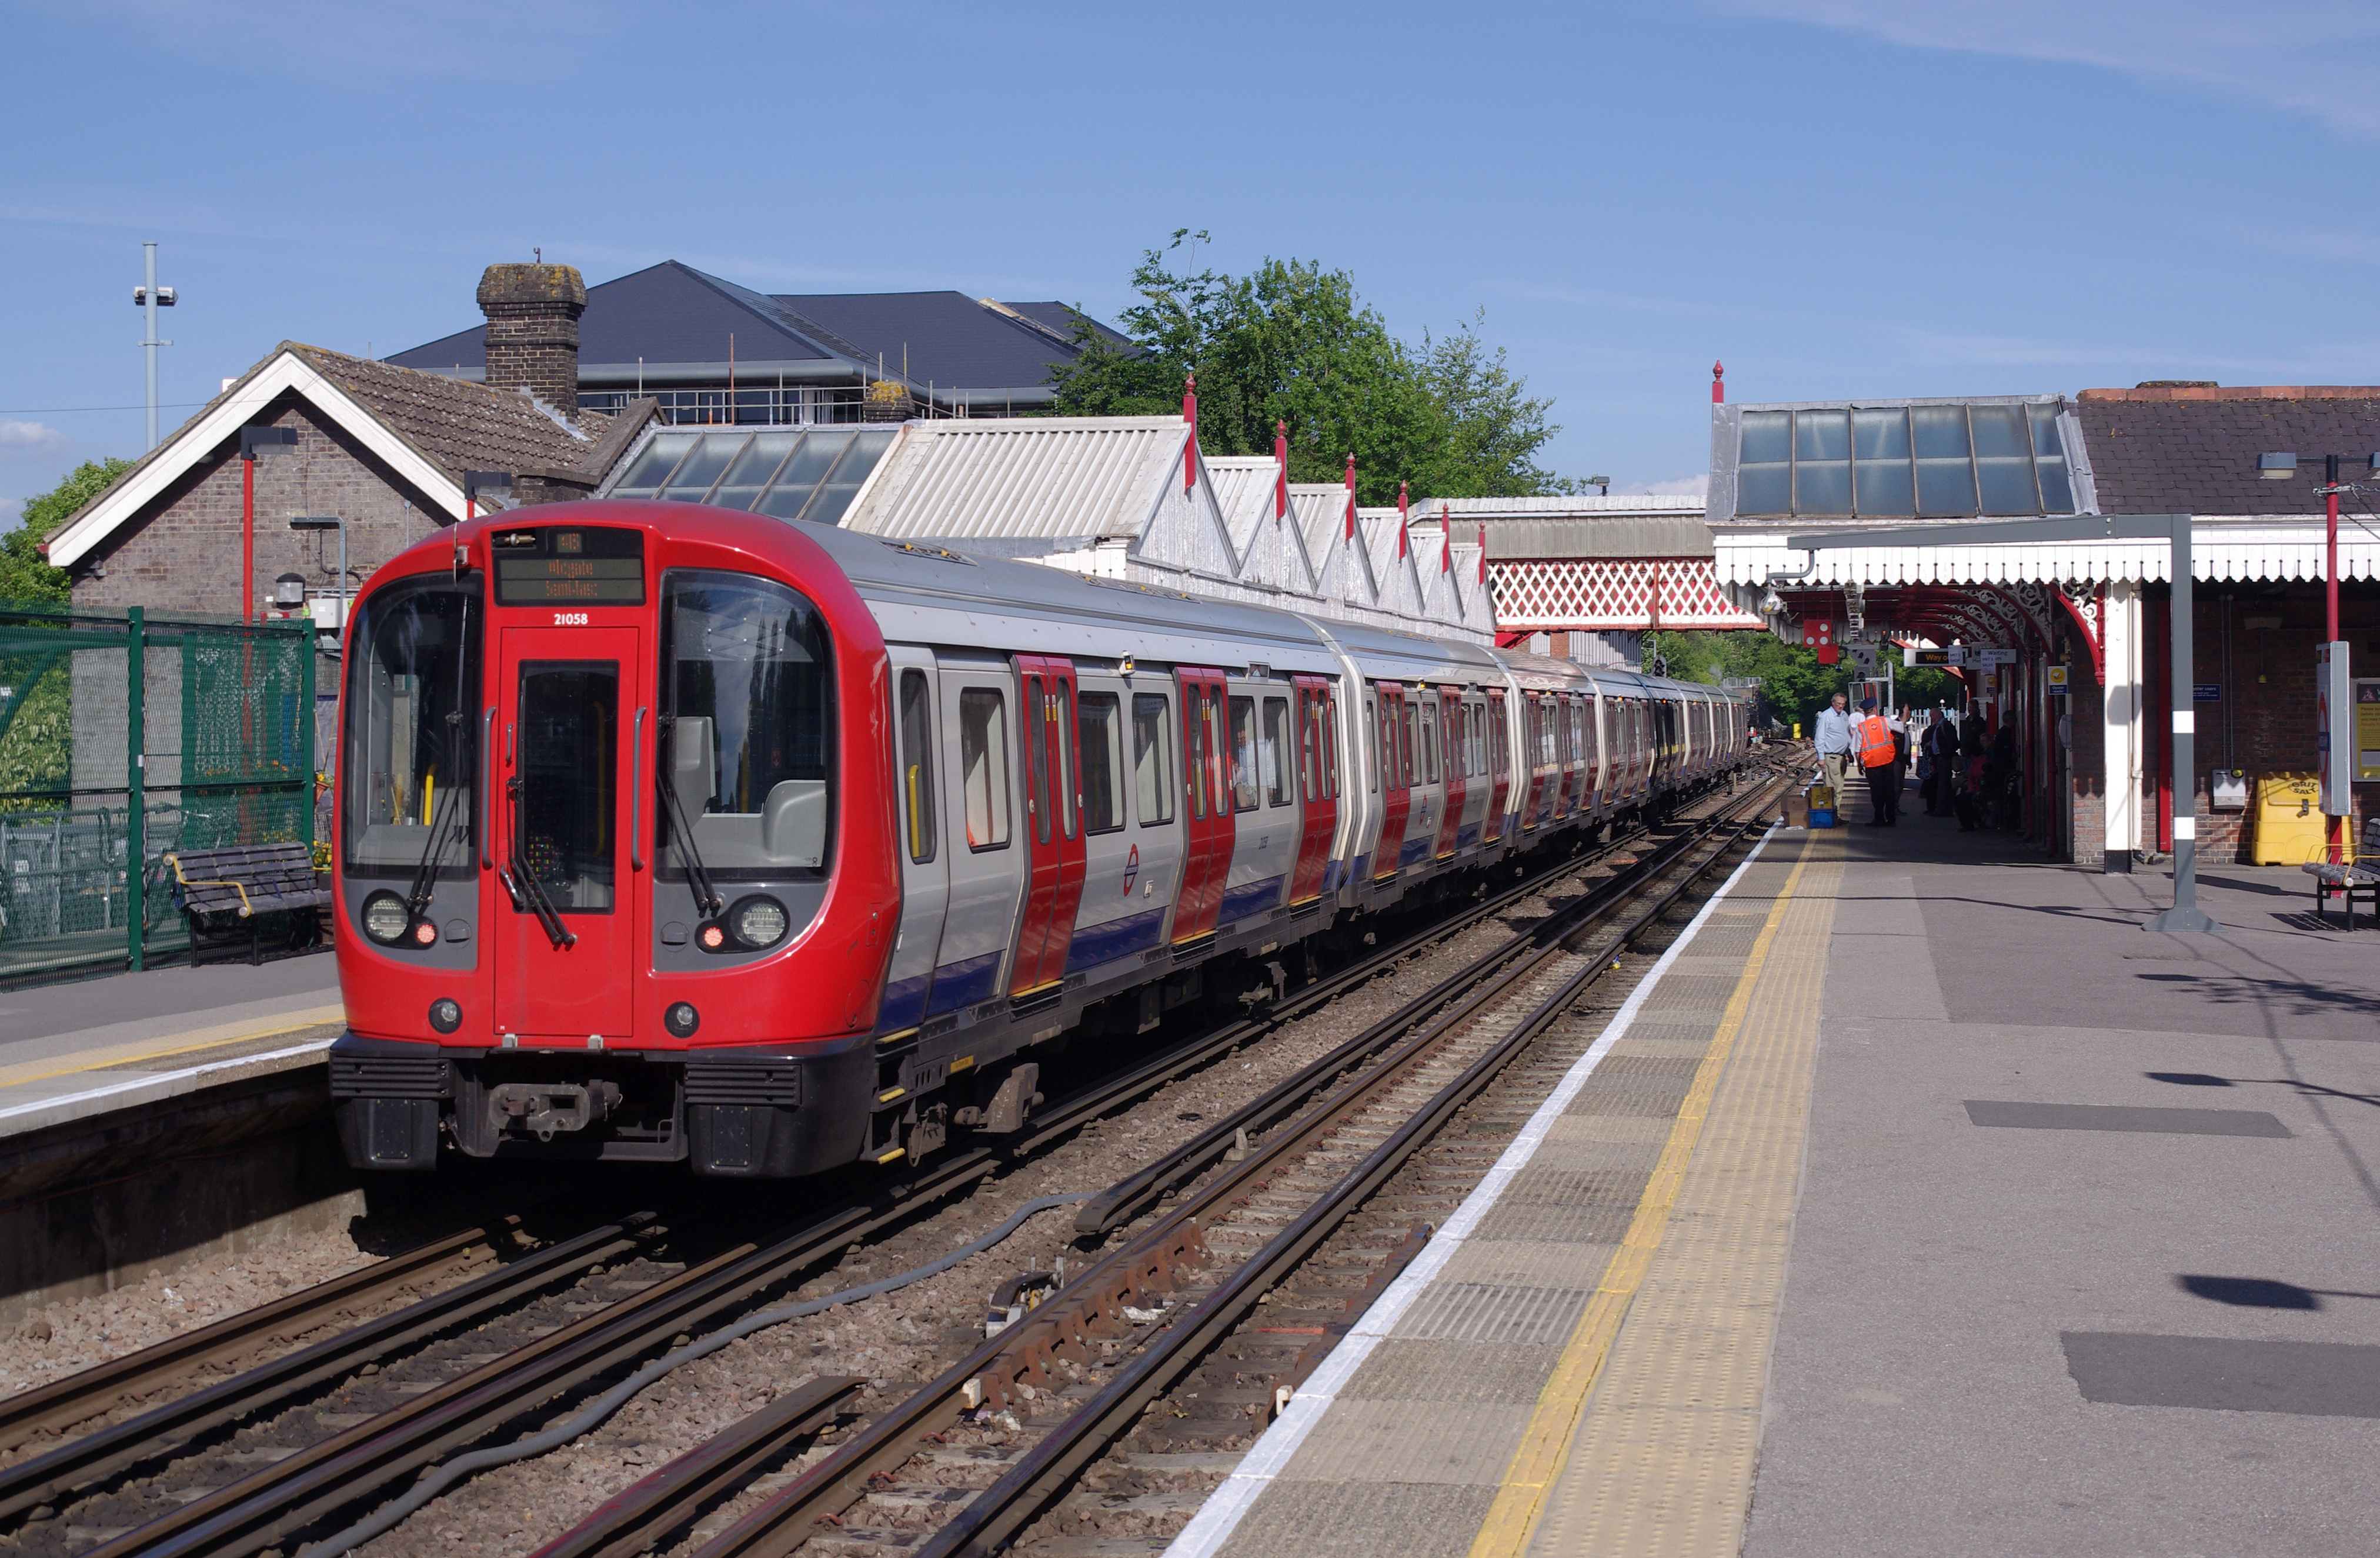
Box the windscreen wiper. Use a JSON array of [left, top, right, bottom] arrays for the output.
[[505, 774, 576, 949], [655, 716, 725, 919], [402, 600, 475, 918]]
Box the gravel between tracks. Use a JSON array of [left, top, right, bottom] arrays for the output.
[[348, 865, 1624, 1558]]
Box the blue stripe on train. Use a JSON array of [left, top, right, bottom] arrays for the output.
[[1065, 907, 1166, 974], [925, 949, 1002, 1016], [1398, 836, 1429, 868], [1219, 874, 1286, 925], [1457, 822, 1480, 851], [875, 971, 932, 1035]]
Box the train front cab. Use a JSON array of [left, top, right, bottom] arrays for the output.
[[329, 506, 900, 1177]]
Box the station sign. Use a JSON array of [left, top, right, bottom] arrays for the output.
[[1901, 645, 2012, 668], [1903, 648, 1951, 666], [2047, 664, 2070, 694], [2194, 683, 2221, 702], [1972, 647, 2016, 668]]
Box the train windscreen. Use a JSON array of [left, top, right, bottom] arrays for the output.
[[343, 575, 482, 878], [659, 570, 836, 878]]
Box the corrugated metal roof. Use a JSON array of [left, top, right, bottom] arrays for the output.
[[1207, 456, 1280, 551], [1482, 513, 1714, 559], [840, 416, 1189, 540], [1427, 494, 1707, 518]]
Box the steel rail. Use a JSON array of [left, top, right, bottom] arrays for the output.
[[670, 778, 1783, 1558], [55, 768, 1770, 1558], [0, 1215, 656, 1525]]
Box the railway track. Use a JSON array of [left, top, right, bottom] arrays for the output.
[[530, 768, 1787, 1558], [0, 773, 1780, 1558]]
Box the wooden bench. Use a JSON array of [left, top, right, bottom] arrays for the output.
[[166, 842, 331, 965], [2300, 817, 2380, 930]]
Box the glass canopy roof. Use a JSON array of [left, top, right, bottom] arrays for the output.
[[605, 428, 899, 525], [1733, 401, 2074, 519]]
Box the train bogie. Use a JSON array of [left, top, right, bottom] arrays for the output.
[[328, 501, 1755, 1177]]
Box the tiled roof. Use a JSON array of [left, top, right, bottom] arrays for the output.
[[286, 345, 611, 479], [2073, 389, 2380, 516]]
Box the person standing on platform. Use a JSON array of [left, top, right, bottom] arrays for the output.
[[1815, 690, 1852, 808], [1921, 708, 1955, 815], [1855, 697, 1900, 825]]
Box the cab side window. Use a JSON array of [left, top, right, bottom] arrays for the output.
[[900, 669, 937, 863]]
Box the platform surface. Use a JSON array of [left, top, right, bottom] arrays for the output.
[[1166, 806, 2380, 1558], [0, 950, 342, 1139]]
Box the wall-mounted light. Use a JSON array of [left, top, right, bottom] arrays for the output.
[[2257, 452, 2298, 481]]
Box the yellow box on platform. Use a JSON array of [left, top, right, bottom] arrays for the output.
[[2250, 771, 2327, 865]]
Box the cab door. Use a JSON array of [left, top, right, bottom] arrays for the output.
[[877, 652, 946, 1036], [493, 626, 640, 1042], [1289, 675, 1337, 908], [1011, 654, 1087, 998]]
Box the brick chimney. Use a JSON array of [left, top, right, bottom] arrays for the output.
[[477, 263, 586, 411]]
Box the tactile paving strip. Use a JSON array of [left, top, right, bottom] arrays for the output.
[[1513, 833, 1844, 1558]]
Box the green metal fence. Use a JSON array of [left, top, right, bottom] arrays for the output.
[[0, 605, 316, 979]]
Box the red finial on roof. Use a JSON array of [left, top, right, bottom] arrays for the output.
[[1477, 521, 1488, 583], [1275, 419, 1289, 521], [1711, 360, 1725, 405], [1183, 373, 1199, 491], [1396, 478, 1408, 560], [1440, 500, 1451, 572], [1343, 452, 1357, 541]]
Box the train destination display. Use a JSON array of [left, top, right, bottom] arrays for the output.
[[492, 526, 646, 606]]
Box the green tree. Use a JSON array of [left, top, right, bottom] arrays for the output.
[[1, 457, 128, 604], [1049, 232, 1564, 503]]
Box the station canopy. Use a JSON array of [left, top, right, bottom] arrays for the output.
[[605, 426, 898, 525]]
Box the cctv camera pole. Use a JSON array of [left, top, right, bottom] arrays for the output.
[[139, 242, 173, 452], [2325, 454, 2342, 863]]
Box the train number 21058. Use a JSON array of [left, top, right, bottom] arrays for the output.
[[551, 612, 590, 626]]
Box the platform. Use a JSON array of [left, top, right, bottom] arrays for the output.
[[1166, 805, 2380, 1558]]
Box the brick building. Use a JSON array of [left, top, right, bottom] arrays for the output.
[[49, 265, 653, 625]]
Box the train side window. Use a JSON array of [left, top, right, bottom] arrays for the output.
[[1402, 703, 1418, 787], [1324, 695, 1340, 799], [1263, 697, 1290, 806], [1132, 693, 1174, 825], [900, 669, 936, 863], [1298, 692, 1318, 803], [1365, 699, 1378, 793], [1055, 677, 1078, 839], [1079, 692, 1122, 833], [959, 688, 1011, 850], [1229, 696, 1259, 813]]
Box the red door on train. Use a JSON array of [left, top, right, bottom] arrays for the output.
[[1010, 655, 1087, 999], [493, 625, 640, 1042], [1374, 683, 1410, 880], [1435, 685, 1466, 859], [1289, 676, 1337, 906], [1486, 688, 1510, 841], [1172, 668, 1231, 944], [1519, 692, 1543, 830]]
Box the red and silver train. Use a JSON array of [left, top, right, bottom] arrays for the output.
[[329, 501, 1754, 1176]]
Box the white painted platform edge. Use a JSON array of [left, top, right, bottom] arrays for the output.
[[1162, 825, 1778, 1558], [0, 1036, 338, 1129]]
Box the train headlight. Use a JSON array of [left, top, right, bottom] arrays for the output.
[[729, 896, 789, 949], [362, 892, 412, 946], [428, 997, 463, 1034], [665, 1002, 700, 1038]]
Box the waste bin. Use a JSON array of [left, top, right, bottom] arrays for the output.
[[2249, 771, 2327, 865]]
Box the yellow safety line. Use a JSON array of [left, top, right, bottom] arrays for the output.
[[1464, 837, 1815, 1558], [0, 1004, 347, 1091]]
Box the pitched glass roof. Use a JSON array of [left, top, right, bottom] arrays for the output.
[[1730, 399, 2075, 519], [605, 427, 898, 525]]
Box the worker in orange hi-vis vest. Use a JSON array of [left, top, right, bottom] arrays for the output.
[[1855, 696, 1901, 826]]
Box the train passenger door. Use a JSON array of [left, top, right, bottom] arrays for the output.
[[1436, 685, 1465, 859], [1486, 689, 1511, 842], [876, 652, 947, 1036], [1173, 668, 1231, 945], [1290, 675, 1337, 908], [1374, 683, 1410, 880], [1010, 654, 1086, 999], [493, 626, 639, 1042], [1551, 696, 1575, 820]]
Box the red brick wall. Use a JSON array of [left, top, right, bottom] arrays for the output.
[[71, 399, 447, 619]]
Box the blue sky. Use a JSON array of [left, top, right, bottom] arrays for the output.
[[4, 0, 2378, 521]]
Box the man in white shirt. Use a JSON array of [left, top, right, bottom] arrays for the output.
[[1814, 690, 1853, 807]]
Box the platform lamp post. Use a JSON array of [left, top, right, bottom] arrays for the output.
[[2255, 451, 2374, 863], [238, 426, 299, 623], [1790, 515, 2217, 933]]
